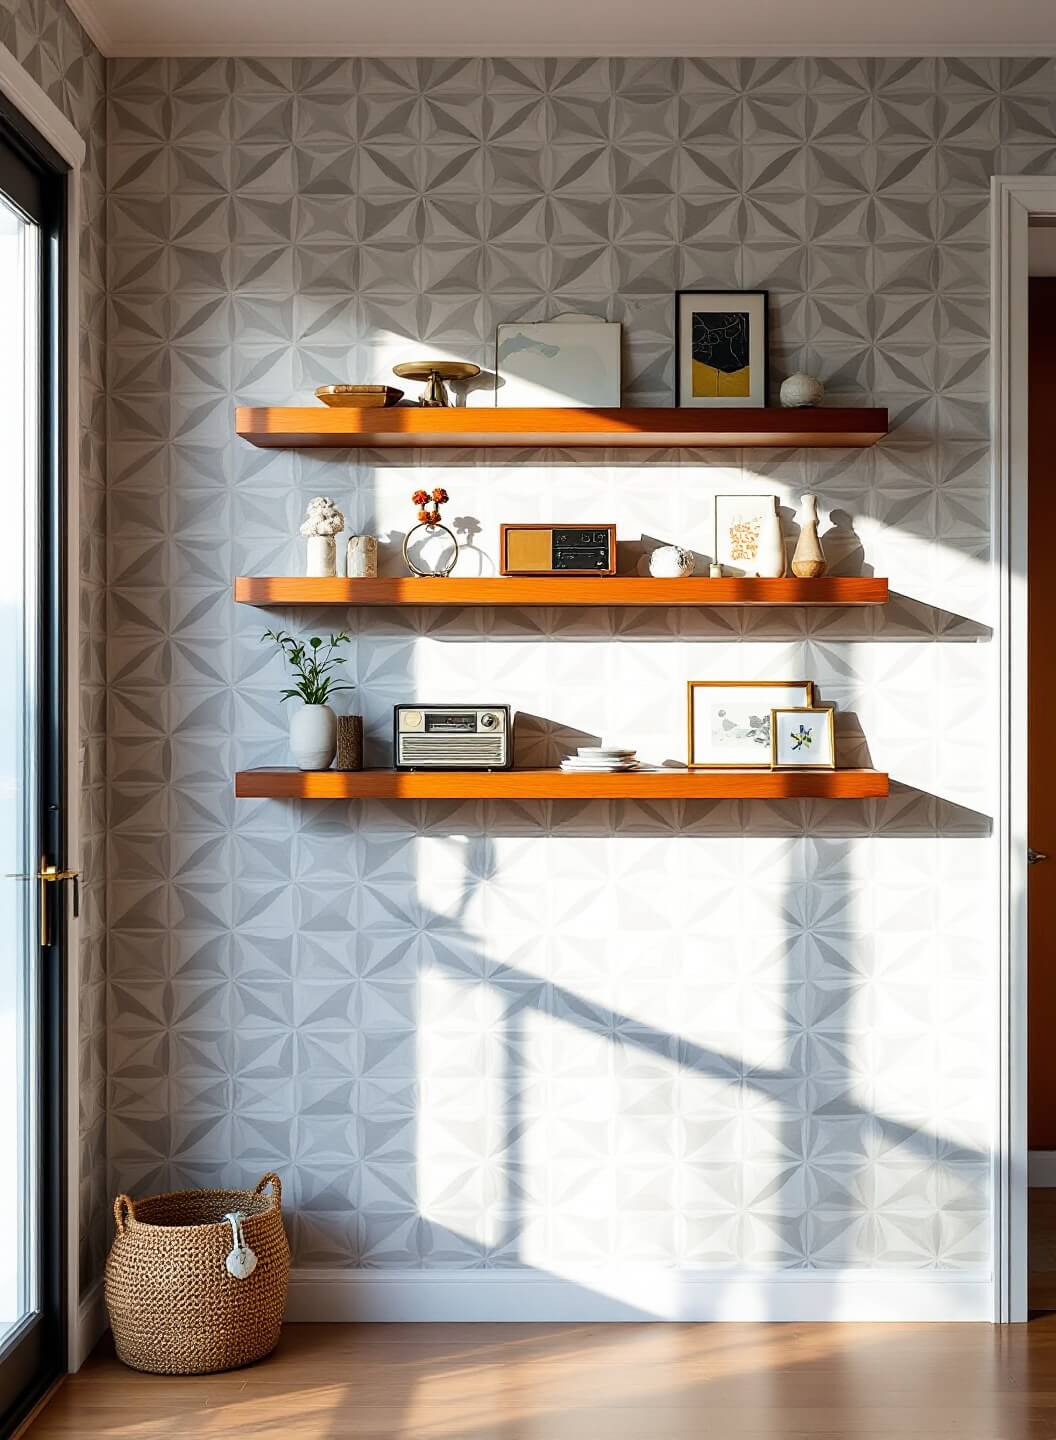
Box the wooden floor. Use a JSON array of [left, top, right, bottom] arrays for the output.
[[21, 1313, 1056, 1440], [23, 1196, 1056, 1440]]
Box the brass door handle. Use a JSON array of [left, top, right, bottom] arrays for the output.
[[6, 863, 81, 946], [39, 865, 80, 945]]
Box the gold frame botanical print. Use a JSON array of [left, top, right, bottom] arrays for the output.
[[770, 707, 836, 771], [674, 290, 769, 408], [687, 681, 815, 769]]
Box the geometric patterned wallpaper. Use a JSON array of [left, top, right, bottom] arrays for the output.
[[1, 0, 108, 1294], [5, 0, 1049, 1306], [101, 53, 1056, 1281]]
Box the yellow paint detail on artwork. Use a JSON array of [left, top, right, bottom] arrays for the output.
[[692, 361, 751, 398]]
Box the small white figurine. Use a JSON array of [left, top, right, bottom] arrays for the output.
[[648, 544, 695, 578], [780, 372, 825, 408], [300, 497, 345, 577]]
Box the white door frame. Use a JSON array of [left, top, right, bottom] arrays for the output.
[[991, 176, 1056, 1324], [0, 41, 86, 1368]]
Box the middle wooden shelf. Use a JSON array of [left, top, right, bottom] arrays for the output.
[[235, 767, 890, 801], [234, 576, 889, 608]]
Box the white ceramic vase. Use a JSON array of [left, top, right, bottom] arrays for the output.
[[306, 535, 337, 578], [756, 502, 786, 578], [791, 493, 827, 579], [289, 704, 337, 770]]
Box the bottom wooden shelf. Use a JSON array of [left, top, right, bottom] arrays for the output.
[[234, 768, 889, 801]]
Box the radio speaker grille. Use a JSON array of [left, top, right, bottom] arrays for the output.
[[398, 736, 506, 766]]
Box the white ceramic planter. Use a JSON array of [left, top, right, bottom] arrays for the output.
[[289, 704, 337, 770]]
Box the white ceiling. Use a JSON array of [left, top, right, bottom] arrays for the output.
[[66, 0, 1056, 58]]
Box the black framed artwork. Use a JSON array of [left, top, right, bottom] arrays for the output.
[[674, 290, 769, 407]]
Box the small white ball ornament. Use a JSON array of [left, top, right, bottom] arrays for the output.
[[648, 544, 695, 578], [780, 372, 825, 408]]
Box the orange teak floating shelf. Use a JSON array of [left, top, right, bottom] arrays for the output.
[[235, 768, 889, 801], [235, 405, 889, 450], [233, 576, 889, 607]]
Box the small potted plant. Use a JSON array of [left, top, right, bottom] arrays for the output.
[[300, 496, 345, 577], [262, 629, 354, 770]]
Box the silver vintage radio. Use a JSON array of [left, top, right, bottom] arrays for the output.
[[394, 704, 512, 770]]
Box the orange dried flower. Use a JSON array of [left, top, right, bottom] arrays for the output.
[[431, 487, 449, 504], [411, 489, 429, 505], [418, 509, 431, 523]]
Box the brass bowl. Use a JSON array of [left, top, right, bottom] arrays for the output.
[[315, 384, 404, 408], [392, 361, 481, 383]]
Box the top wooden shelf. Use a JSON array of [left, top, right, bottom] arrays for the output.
[[234, 406, 889, 450]]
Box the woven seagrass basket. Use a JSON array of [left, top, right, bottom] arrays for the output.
[[104, 1172, 290, 1375]]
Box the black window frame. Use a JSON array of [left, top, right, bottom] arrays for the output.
[[0, 90, 71, 1437]]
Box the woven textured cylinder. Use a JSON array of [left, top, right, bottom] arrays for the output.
[[336, 714, 363, 770], [104, 1172, 290, 1375]]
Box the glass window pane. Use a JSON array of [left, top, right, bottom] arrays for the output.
[[0, 190, 40, 1350]]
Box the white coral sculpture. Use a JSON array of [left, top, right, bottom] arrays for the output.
[[300, 496, 345, 538]]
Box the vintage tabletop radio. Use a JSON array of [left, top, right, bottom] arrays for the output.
[[499, 524, 617, 576], [394, 705, 512, 770]]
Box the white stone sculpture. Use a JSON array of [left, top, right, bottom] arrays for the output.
[[300, 497, 345, 576], [779, 372, 825, 408], [647, 544, 696, 578]]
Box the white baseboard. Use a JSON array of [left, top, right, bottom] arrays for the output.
[[284, 1266, 992, 1323], [1030, 1150, 1056, 1186], [73, 1278, 107, 1370]]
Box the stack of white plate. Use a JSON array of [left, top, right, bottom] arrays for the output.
[[559, 747, 639, 773]]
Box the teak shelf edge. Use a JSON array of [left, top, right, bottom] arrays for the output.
[[234, 768, 890, 801], [233, 576, 889, 608], [235, 405, 889, 450]]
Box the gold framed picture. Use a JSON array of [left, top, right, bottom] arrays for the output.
[[770, 707, 836, 770], [687, 681, 815, 769]]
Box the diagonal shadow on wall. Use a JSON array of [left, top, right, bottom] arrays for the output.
[[398, 779, 992, 1308]]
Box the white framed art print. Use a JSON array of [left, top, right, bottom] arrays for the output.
[[495, 320, 621, 407]]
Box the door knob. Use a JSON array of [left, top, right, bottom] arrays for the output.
[[1029, 848, 1049, 865]]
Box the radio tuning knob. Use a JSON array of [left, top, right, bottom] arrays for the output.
[[480, 712, 498, 729]]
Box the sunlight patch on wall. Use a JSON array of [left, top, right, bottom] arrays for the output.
[[416, 968, 506, 1248]]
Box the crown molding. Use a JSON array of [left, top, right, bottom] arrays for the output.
[[83, 38, 1056, 59], [0, 37, 85, 162], [62, 0, 115, 57]]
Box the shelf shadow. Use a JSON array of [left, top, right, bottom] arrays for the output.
[[514, 712, 602, 766], [340, 780, 991, 841], [347, 592, 989, 644], [882, 591, 991, 641]]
